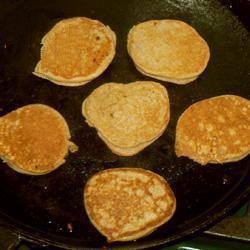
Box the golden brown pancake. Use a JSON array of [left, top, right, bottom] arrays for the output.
[[175, 95, 250, 165], [34, 17, 116, 86], [82, 81, 170, 156], [0, 104, 78, 175], [127, 20, 210, 84], [84, 168, 176, 242]]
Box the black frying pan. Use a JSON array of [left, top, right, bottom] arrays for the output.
[[0, 0, 249, 249]]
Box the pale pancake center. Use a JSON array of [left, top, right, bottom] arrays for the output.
[[128, 20, 210, 79], [83, 81, 170, 148]]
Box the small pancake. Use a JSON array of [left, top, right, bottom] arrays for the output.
[[127, 20, 210, 84], [34, 17, 116, 86], [175, 95, 250, 165], [82, 81, 170, 156], [84, 168, 176, 242], [0, 104, 78, 175]]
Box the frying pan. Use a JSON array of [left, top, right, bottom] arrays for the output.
[[0, 0, 249, 249]]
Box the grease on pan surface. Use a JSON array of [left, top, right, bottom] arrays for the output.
[[34, 17, 116, 86], [176, 95, 250, 165], [0, 104, 78, 175], [127, 20, 210, 84], [82, 81, 170, 156], [84, 168, 176, 242]]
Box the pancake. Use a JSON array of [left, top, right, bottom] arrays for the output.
[[82, 81, 170, 156], [127, 20, 210, 84], [175, 95, 250, 165], [84, 168, 176, 242], [0, 104, 78, 175], [33, 17, 116, 86]]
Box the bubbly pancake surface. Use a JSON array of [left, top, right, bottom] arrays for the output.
[[84, 168, 176, 242], [127, 20, 210, 83], [34, 17, 116, 86], [82, 81, 170, 152], [0, 104, 76, 174], [176, 95, 250, 165]]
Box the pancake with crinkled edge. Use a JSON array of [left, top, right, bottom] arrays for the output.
[[33, 17, 116, 86], [127, 20, 210, 84], [82, 81, 170, 155], [0, 104, 78, 175], [84, 168, 176, 242], [175, 95, 250, 165]]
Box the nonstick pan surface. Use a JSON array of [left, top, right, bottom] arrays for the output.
[[0, 0, 249, 249]]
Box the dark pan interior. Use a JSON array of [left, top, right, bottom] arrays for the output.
[[0, 0, 249, 249]]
